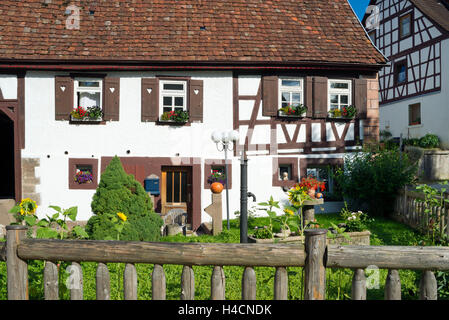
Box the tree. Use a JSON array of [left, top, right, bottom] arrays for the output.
[[86, 156, 163, 241]]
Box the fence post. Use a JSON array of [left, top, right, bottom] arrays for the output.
[[304, 229, 327, 300], [6, 225, 28, 300]]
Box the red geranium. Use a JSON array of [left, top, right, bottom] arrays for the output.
[[296, 177, 325, 191]]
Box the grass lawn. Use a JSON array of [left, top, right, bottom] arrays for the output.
[[0, 213, 442, 300]]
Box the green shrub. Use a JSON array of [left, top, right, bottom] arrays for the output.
[[86, 156, 163, 241], [419, 133, 440, 149], [335, 150, 417, 217]]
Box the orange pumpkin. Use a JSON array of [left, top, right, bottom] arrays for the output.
[[316, 192, 323, 199], [211, 182, 224, 194]]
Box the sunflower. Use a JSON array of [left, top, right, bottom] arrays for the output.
[[117, 212, 127, 222], [19, 198, 37, 215]]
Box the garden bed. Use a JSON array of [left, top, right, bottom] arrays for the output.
[[248, 230, 371, 245]]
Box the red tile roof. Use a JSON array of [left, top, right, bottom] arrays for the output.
[[0, 0, 386, 66]]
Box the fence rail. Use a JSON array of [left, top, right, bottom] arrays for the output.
[[3, 225, 449, 300], [393, 189, 449, 238]]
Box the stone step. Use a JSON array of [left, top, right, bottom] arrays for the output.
[[0, 199, 16, 226]]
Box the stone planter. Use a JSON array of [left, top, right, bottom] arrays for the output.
[[248, 230, 371, 245]]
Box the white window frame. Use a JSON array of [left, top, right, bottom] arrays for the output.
[[74, 78, 103, 110], [159, 80, 187, 118], [278, 77, 304, 109], [328, 79, 352, 112]]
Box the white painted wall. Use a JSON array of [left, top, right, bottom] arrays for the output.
[[380, 38, 449, 148], [0, 75, 17, 99], [15, 71, 349, 225]]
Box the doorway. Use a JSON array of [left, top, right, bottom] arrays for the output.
[[161, 166, 193, 226], [0, 111, 15, 199]]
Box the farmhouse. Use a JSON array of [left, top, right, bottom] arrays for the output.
[[0, 0, 386, 230], [363, 0, 449, 147]]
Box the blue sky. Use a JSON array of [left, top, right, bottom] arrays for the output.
[[348, 0, 371, 21]]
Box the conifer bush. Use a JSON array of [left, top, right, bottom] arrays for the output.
[[86, 156, 163, 241]]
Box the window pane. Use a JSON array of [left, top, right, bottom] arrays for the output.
[[163, 107, 172, 113], [281, 92, 290, 103], [401, 16, 411, 36], [163, 96, 172, 106], [174, 107, 183, 112], [163, 83, 184, 91], [173, 172, 180, 203], [292, 93, 301, 103], [78, 81, 100, 88], [181, 172, 187, 202], [78, 92, 100, 108], [281, 102, 290, 108], [330, 95, 339, 104], [279, 165, 292, 180], [166, 172, 173, 202], [330, 104, 339, 110], [174, 97, 184, 107], [281, 80, 301, 87], [330, 82, 349, 89], [398, 66, 406, 83], [340, 95, 348, 104]]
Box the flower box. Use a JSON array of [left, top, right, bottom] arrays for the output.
[[160, 110, 189, 124], [248, 230, 371, 245], [277, 110, 307, 118], [70, 115, 103, 123]]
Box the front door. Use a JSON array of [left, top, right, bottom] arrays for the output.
[[161, 166, 192, 225]]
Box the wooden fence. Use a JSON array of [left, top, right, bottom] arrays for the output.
[[393, 189, 449, 238], [3, 225, 449, 300]]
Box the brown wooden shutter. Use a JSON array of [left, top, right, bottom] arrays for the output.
[[262, 75, 278, 116], [354, 78, 368, 119], [304, 76, 313, 118], [55, 76, 74, 120], [312, 76, 328, 118], [103, 77, 120, 121], [189, 80, 203, 122], [141, 78, 159, 122]]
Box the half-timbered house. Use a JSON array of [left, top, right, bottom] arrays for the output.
[[363, 0, 449, 147], [0, 0, 386, 230]]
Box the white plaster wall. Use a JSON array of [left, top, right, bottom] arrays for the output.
[[23, 71, 234, 220], [0, 75, 17, 99], [23, 71, 348, 224], [379, 39, 449, 148]]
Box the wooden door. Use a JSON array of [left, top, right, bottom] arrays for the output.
[[161, 167, 192, 223]]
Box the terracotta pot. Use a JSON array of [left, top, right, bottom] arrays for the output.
[[307, 188, 316, 198], [211, 182, 224, 194]]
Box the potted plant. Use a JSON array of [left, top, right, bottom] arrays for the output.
[[278, 104, 308, 118], [328, 105, 356, 119], [74, 170, 93, 184], [70, 106, 103, 122], [160, 110, 190, 124], [297, 177, 326, 198]]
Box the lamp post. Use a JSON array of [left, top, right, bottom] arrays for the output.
[[211, 130, 240, 230]]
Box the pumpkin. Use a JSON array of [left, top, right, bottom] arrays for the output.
[[211, 182, 224, 194], [316, 192, 323, 199]]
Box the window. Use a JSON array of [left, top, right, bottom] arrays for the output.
[[328, 80, 352, 111], [409, 103, 421, 126], [272, 158, 298, 187], [74, 78, 102, 110], [160, 80, 187, 115], [68, 158, 98, 190], [399, 13, 412, 39], [279, 164, 292, 181], [279, 78, 304, 108], [204, 160, 232, 189], [395, 60, 407, 85], [306, 165, 342, 199]]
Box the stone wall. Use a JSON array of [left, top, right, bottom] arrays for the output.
[[22, 158, 41, 205]]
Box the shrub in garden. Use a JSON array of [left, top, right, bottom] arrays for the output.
[[418, 133, 440, 149], [335, 150, 417, 217], [86, 156, 163, 241]]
